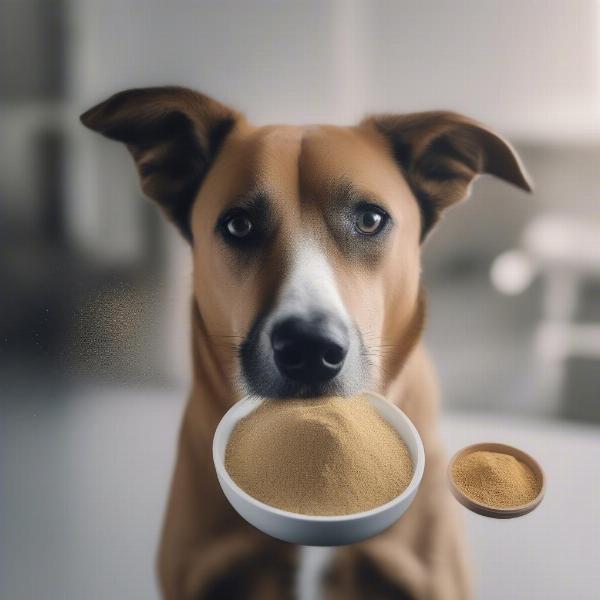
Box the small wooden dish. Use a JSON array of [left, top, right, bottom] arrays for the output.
[[447, 442, 545, 519]]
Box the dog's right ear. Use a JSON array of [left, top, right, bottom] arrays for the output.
[[80, 86, 240, 241], [363, 111, 532, 241]]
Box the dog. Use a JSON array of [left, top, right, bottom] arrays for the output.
[[81, 86, 531, 600]]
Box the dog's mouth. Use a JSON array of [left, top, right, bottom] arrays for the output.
[[239, 309, 370, 399]]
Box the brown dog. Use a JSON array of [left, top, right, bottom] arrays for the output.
[[81, 87, 531, 600]]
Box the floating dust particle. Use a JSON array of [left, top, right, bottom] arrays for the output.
[[452, 450, 541, 509], [225, 395, 413, 516]]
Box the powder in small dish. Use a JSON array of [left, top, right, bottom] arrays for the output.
[[225, 395, 413, 516], [452, 450, 541, 509]]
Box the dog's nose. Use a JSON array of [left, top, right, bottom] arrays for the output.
[[271, 315, 349, 383]]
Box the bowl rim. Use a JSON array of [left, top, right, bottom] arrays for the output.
[[212, 391, 426, 523]]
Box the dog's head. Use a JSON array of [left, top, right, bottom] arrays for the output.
[[81, 87, 531, 399]]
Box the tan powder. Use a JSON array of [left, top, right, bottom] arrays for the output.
[[452, 450, 541, 508], [225, 395, 413, 516]]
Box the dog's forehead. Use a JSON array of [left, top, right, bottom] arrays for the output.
[[194, 123, 303, 217], [193, 121, 416, 228], [241, 124, 406, 192], [297, 125, 411, 200]]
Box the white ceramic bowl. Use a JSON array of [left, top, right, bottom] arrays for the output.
[[212, 391, 425, 546]]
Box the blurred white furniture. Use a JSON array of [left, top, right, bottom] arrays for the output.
[[491, 214, 600, 413]]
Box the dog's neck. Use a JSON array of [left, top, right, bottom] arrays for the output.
[[187, 301, 238, 438], [379, 285, 427, 398]]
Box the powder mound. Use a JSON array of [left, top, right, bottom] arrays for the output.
[[225, 395, 414, 516], [452, 450, 541, 509]]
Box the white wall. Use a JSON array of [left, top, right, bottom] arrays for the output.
[[70, 0, 600, 144], [70, 0, 348, 122], [363, 0, 600, 140]]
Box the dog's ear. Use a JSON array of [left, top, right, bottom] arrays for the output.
[[363, 111, 532, 240], [80, 86, 240, 241]]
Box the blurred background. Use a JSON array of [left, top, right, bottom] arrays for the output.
[[1, 1, 599, 598]]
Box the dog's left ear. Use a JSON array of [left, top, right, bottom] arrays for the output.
[[363, 111, 532, 240], [80, 86, 241, 241]]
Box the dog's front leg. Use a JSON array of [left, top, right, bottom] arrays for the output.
[[157, 410, 297, 600], [323, 441, 472, 600]]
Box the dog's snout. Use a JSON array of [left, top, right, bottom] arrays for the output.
[[271, 315, 349, 383]]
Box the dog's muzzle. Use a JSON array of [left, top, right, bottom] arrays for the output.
[[239, 307, 367, 399]]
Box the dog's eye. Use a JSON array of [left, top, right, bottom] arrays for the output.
[[355, 206, 388, 235], [224, 212, 253, 238]]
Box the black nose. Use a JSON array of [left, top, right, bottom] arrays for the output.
[[271, 315, 349, 383]]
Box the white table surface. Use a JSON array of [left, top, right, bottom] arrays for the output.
[[1, 387, 599, 599]]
